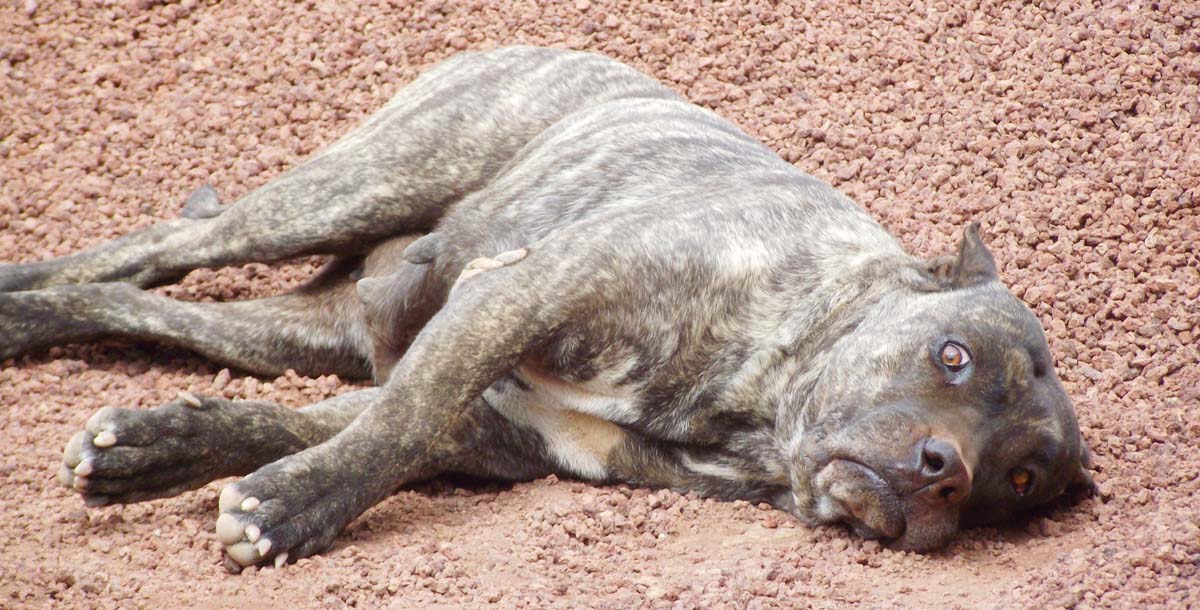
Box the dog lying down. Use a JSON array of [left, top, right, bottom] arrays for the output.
[[0, 46, 1095, 571]]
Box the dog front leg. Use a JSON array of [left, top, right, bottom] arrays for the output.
[[211, 243, 577, 569], [1, 48, 678, 293], [58, 389, 381, 507]]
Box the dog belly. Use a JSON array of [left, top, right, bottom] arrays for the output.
[[482, 363, 640, 480]]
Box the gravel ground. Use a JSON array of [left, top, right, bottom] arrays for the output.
[[1, 1, 1198, 609]]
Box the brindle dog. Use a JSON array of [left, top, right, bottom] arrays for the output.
[[1, 47, 1094, 570]]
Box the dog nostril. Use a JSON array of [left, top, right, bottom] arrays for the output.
[[924, 451, 945, 473], [913, 438, 971, 507]]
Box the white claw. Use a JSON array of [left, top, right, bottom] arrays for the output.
[[245, 524, 260, 543], [93, 431, 117, 448], [240, 497, 260, 512], [216, 513, 245, 545], [74, 460, 94, 477], [256, 538, 272, 558], [178, 391, 203, 408], [218, 485, 245, 513], [274, 552, 289, 569]]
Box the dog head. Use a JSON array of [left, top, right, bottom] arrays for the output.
[[786, 224, 1094, 551]]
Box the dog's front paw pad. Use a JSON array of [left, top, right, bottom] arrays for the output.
[[215, 459, 348, 568]]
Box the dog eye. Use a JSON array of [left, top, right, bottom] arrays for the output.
[[940, 342, 971, 370], [1009, 467, 1034, 496]]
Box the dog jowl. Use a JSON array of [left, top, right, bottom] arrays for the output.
[[0, 46, 1093, 569]]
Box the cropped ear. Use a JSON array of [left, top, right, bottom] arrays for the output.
[[922, 222, 999, 290]]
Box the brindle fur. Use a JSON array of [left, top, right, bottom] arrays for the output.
[[0, 47, 1093, 570]]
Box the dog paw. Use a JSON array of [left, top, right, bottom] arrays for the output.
[[215, 449, 360, 569], [59, 393, 252, 505]]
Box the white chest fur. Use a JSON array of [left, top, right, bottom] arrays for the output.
[[481, 360, 642, 480]]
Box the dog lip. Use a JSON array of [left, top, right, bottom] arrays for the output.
[[822, 458, 908, 539]]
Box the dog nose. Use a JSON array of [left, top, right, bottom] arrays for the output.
[[912, 437, 971, 508]]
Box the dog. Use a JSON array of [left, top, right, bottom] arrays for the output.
[[0, 46, 1094, 571]]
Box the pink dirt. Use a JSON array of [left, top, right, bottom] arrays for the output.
[[1, 1, 1197, 609]]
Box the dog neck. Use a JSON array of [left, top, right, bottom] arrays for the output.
[[739, 247, 928, 474]]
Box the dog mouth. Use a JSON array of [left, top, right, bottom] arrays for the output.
[[814, 458, 964, 551], [815, 459, 907, 540]]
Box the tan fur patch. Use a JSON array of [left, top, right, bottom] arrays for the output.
[[484, 373, 627, 480]]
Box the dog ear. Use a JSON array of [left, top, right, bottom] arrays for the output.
[[923, 222, 999, 290]]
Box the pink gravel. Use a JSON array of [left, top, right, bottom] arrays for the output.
[[1, 1, 1198, 609]]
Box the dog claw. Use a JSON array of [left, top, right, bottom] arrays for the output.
[[178, 391, 203, 408], [180, 183, 224, 220], [245, 524, 261, 543], [274, 552, 289, 569], [255, 538, 272, 557], [93, 431, 117, 448], [74, 459, 94, 477], [240, 497, 260, 512]]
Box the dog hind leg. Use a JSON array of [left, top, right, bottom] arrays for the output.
[[0, 255, 374, 378], [0, 47, 677, 292]]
